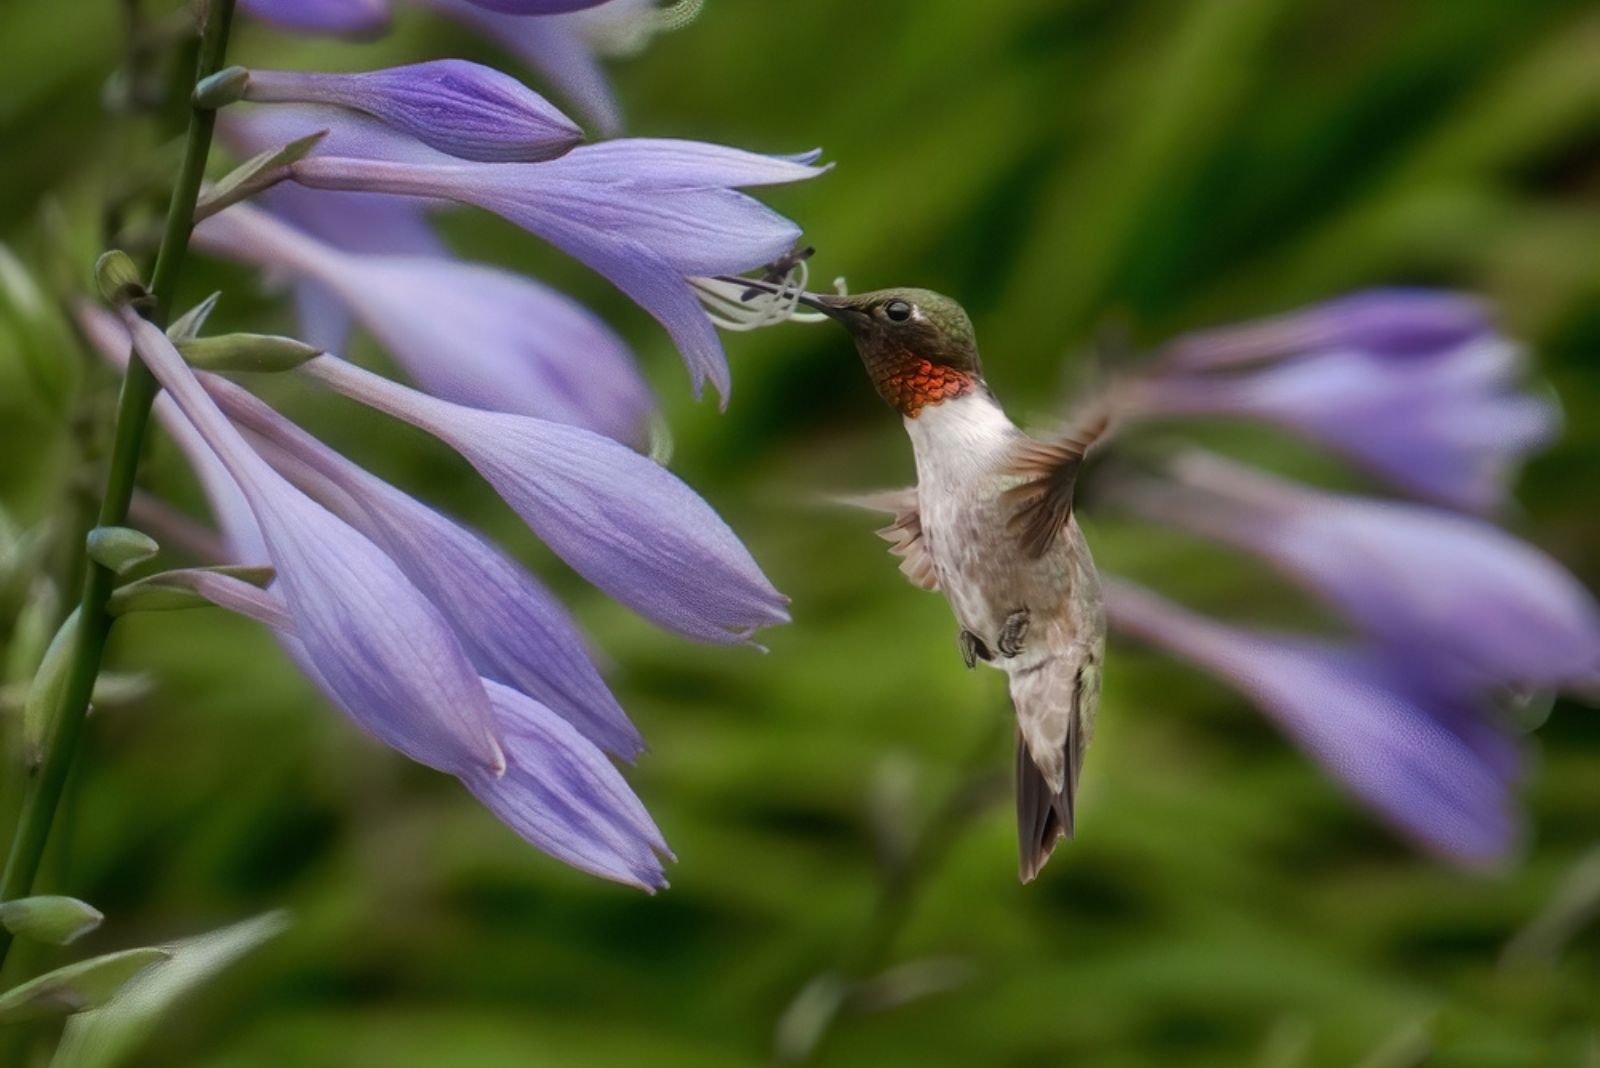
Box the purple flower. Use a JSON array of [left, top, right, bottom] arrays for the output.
[[203, 371, 645, 758], [1103, 577, 1522, 867], [119, 311, 505, 779], [195, 203, 653, 443], [242, 61, 584, 163], [288, 139, 826, 399], [1120, 452, 1600, 695], [240, 0, 390, 36], [1124, 335, 1558, 512], [459, 0, 615, 12], [296, 354, 789, 642], [1165, 289, 1494, 371]]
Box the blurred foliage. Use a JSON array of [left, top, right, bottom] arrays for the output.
[[3, 0, 1600, 1065]]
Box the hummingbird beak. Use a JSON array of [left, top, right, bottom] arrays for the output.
[[711, 275, 867, 324]]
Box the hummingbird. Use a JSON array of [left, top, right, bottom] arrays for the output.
[[742, 281, 1108, 881]]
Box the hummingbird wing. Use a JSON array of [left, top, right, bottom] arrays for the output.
[[1010, 645, 1101, 883], [1002, 408, 1112, 559], [836, 488, 940, 592]]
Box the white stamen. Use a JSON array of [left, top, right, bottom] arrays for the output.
[[691, 259, 830, 332]]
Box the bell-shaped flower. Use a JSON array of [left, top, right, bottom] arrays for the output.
[[288, 138, 827, 400], [202, 371, 644, 758], [240, 60, 584, 163], [195, 203, 652, 443], [1103, 577, 1522, 867], [1164, 289, 1494, 371], [119, 312, 504, 778], [1122, 453, 1600, 696], [154, 567, 668, 889], [1122, 336, 1558, 512], [297, 354, 790, 643], [240, 0, 390, 36]]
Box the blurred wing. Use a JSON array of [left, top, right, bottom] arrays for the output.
[[1003, 407, 1112, 559], [837, 488, 940, 592]]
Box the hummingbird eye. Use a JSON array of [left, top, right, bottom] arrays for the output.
[[883, 299, 913, 323]]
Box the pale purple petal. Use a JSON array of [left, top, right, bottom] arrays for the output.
[[240, 0, 390, 35], [287, 144, 823, 398], [1125, 340, 1559, 511], [202, 373, 644, 759], [1165, 289, 1494, 371], [301, 356, 790, 642], [1126, 453, 1600, 694], [420, 0, 623, 135], [458, 0, 613, 11], [1104, 578, 1521, 867], [194, 203, 654, 442], [464, 681, 669, 890], [244, 61, 584, 163], [121, 312, 504, 778]]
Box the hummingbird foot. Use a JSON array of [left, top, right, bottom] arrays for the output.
[[959, 629, 992, 669], [998, 608, 1031, 658]]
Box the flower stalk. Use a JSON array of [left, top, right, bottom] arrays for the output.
[[0, 0, 239, 971]]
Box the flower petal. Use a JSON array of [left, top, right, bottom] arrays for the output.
[[240, 0, 390, 36]]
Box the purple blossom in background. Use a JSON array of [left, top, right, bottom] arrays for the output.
[[240, 0, 391, 36], [241, 60, 584, 162], [1165, 289, 1494, 370], [289, 139, 825, 398], [459, 0, 615, 13], [195, 203, 654, 443], [1103, 578, 1521, 867], [1120, 452, 1600, 696], [1123, 302, 1559, 512]]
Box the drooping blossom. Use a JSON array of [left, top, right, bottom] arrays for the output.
[[203, 370, 645, 758], [287, 139, 825, 399], [1122, 326, 1558, 512], [240, 0, 391, 36], [195, 202, 653, 443], [82, 306, 667, 887], [292, 352, 790, 642], [118, 311, 505, 779], [1103, 577, 1521, 867], [1117, 452, 1600, 696], [1164, 289, 1494, 371], [239, 60, 584, 162]]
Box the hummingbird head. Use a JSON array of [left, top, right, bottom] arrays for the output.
[[798, 287, 985, 416]]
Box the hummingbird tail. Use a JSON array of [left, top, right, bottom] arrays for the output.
[[1010, 652, 1096, 883], [1015, 724, 1076, 884]]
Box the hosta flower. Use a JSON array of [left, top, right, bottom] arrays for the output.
[[1120, 452, 1600, 696], [295, 353, 790, 642], [82, 306, 667, 887], [119, 312, 505, 778], [205, 371, 645, 758], [289, 137, 825, 399], [240, 0, 391, 36], [1124, 329, 1558, 512], [1165, 289, 1493, 371], [239, 60, 584, 162], [195, 203, 653, 443], [1103, 578, 1521, 867]]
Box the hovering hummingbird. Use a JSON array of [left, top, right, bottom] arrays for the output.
[[734, 280, 1108, 881]]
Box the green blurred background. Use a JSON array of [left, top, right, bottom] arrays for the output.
[[3, 0, 1600, 1064]]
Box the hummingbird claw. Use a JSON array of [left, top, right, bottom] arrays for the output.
[[998, 608, 1030, 658], [959, 629, 991, 669]]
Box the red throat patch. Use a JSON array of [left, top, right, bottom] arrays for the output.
[[865, 348, 978, 417]]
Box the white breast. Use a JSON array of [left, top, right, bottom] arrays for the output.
[[903, 392, 1019, 493]]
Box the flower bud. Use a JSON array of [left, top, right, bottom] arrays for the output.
[[85, 526, 159, 575], [193, 65, 251, 109], [109, 565, 277, 618], [93, 250, 145, 306], [23, 607, 79, 769], [178, 333, 321, 373], [0, 947, 169, 1024], [0, 896, 104, 946]]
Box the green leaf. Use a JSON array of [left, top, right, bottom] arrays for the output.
[[0, 896, 104, 946], [85, 527, 159, 575], [193, 130, 326, 223], [51, 912, 289, 1068], [0, 948, 168, 1025]]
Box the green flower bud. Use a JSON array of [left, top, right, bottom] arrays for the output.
[[0, 896, 104, 946], [93, 250, 146, 306], [193, 65, 250, 110], [85, 526, 159, 575], [0, 947, 169, 1024], [178, 333, 321, 373]]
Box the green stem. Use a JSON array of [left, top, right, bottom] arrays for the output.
[[0, 0, 237, 969]]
